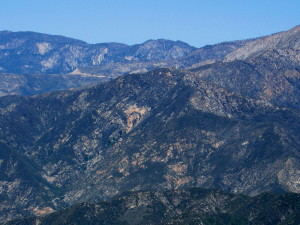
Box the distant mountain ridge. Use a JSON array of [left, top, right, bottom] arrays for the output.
[[0, 30, 254, 96], [0, 31, 194, 74], [0, 30, 254, 76]]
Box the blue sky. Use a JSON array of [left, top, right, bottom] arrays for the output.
[[1, 0, 300, 47]]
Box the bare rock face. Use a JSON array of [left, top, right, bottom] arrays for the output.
[[124, 105, 150, 133]]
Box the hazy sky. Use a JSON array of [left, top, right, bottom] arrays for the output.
[[1, 0, 300, 47]]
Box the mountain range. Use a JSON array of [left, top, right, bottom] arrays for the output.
[[0, 30, 253, 96], [0, 25, 299, 223], [0, 30, 250, 75]]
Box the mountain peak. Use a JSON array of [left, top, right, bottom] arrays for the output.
[[140, 38, 196, 48]]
